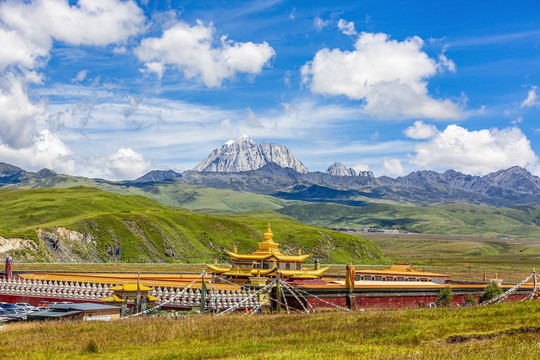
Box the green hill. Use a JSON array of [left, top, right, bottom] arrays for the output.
[[277, 202, 540, 239], [3, 173, 300, 214], [0, 187, 386, 264]]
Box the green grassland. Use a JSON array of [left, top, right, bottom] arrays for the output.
[[1, 301, 539, 359], [359, 233, 540, 267], [4, 173, 299, 213], [0, 187, 386, 264], [278, 202, 540, 239]]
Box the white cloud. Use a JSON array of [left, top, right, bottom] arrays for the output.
[[0, 27, 50, 71], [82, 148, 151, 180], [73, 70, 88, 82], [289, 7, 296, 20], [411, 125, 538, 175], [314, 16, 330, 31], [353, 163, 370, 172], [135, 20, 275, 87], [245, 107, 263, 128], [0, 129, 75, 174], [404, 121, 439, 139], [383, 158, 404, 175], [0, 0, 145, 71], [0, 0, 146, 173], [521, 86, 539, 108], [337, 19, 357, 36], [438, 52, 456, 73], [141, 62, 165, 80], [123, 95, 144, 119], [0, 74, 44, 148], [301, 32, 461, 120]]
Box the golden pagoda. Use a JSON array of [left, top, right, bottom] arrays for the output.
[[205, 223, 329, 280]]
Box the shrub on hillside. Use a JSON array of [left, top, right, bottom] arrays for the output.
[[480, 281, 503, 303], [436, 286, 453, 307]]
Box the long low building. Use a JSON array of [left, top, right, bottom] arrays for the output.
[[354, 263, 449, 284], [27, 303, 121, 321]]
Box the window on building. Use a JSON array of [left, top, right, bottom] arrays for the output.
[[397, 277, 405, 281], [408, 278, 416, 282], [374, 276, 382, 281], [386, 277, 394, 281]]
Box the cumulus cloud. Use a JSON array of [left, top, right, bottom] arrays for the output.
[[337, 19, 357, 36], [410, 125, 538, 175], [135, 20, 275, 87], [0, 129, 75, 174], [0, 0, 146, 175], [521, 86, 539, 108], [383, 158, 404, 175], [301, 32, 461, 119], [404, 121, 439, 139], [82, 148, 151, 180], [0, 0, 145, 71], [0, 74, 44, 148], [141, 62, 165, 80]]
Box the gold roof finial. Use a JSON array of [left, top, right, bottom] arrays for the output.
[[264, 222, 273, 241]]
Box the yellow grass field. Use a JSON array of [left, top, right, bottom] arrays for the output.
[[1, 301, 539, 359]]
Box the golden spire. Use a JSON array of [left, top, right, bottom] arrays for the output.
[[264, 222, 273, 241]]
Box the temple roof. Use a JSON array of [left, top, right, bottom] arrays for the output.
[[205, 263, 277, 277], [278, 266, 330, 279], [225, 223, 310, 262], [225, 250, 310, 262], [100, 294, 125, 302], [109, 283, 153, 292], [205, 262, 329, 279]]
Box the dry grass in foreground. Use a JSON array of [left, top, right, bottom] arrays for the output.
[[1, 301, 539, 359]]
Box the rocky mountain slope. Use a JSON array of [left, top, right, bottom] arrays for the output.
[[193, 135, 309, 173], [326, 162, 374, 177]]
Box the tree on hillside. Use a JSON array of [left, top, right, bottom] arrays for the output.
[[480, 281, 503, 303], [436, 286, 453, 307]]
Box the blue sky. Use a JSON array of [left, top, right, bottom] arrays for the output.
[[1, 0, 539, 180]]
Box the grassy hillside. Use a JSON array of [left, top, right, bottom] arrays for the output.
[[278, 202, 540, 239], [2, 301, 539, 359], [3, 173, 299, 214], [0, 187, 386, 264]]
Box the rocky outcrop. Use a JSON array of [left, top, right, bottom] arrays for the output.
[[36, 227, 100, 262], [193, 135, 309, 174], [0, 235, 38, 255]]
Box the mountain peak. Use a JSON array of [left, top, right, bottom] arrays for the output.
[[135, 170, 182, 183], [326, 162, 357, 176], [193, 138, 308, 173]]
